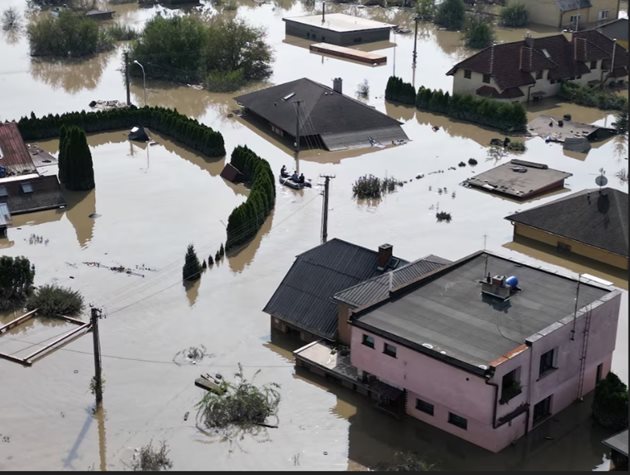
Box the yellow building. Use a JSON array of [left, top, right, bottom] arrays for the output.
[[506, 0, 621, 29], [505, 188, 629, 271]]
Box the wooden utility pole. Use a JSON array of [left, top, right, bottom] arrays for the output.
[[413, 16, 419, 65], [124, 51, 131, 106], [294, 100, 302, 174], [90, 306, 103, 405], [320, 174, 335, 243]]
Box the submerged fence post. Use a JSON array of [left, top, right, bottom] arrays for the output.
[[90, 306, 103, 405]]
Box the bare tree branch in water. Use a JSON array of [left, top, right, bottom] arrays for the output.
[[130, 440, 173, 471]]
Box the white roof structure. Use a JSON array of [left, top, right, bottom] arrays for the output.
[[283, 13, 394, 33]]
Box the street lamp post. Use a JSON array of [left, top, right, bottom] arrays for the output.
[[133, 60, 146, 107]]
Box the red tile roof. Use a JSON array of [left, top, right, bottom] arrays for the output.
[[0, 122, 36, 175], [447, 31, 628, 92]]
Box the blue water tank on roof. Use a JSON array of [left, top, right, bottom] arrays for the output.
[[506, 275, 518, 288]]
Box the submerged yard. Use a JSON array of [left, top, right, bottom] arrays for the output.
[[0, 0, 627, 470]]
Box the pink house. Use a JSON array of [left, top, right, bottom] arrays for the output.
[[348, 250, 621, 453]]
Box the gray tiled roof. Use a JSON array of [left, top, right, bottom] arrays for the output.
[[333, 255, 450, 309], [506, 187, 628, 257], [235, 78, 408, 150], [262, 238, 407, 340], [603, 429, 629, 456]]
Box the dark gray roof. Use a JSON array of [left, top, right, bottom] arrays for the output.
[[352, 251, 611, 374], [595, 19, 629, 42], [603, 430, 629, 456], [506, 187, 628, 257], [235, 78, 408, 150], [0, 175, 66, 215], [556, 0, 591, 12], [262, 238, 408, 340], [334, 255, 450, 309]]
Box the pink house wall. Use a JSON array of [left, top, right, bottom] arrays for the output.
[[350, 289, 621, 453]]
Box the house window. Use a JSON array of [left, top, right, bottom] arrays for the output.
[[570, 14, 581, 24], [362, 334, 375, 349], [482, 74, 491, 84], [533, 395, 552, 424], [464, 69, 471, 79], [550, 79, 557, 84], [415, 398, 434, 416], [448, 412, 468, 430], [383, 342, 397, 358], [20, 182, 33, 194], [500, 367, 522, 403], [590, 60, 597, 70], [535, 70, 543, 80], [539, 348, 557, 378], [598, 10, 609, 20]]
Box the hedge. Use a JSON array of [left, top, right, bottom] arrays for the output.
[[17, 105, 225, 157], [558, 82, 628, 111], [225, 145, 275, 251], [384, 76, 527, 133]]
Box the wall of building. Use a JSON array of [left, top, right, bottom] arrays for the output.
[[337, 304, 353, 346], [507, 0, 619, 28], [524, 290, 621, 430], [513, 223, 629, 270], [350, 287, 621, 452], [284, 22, 389, 46]]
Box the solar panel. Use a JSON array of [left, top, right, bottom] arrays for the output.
[[21, 182, 33, 193]]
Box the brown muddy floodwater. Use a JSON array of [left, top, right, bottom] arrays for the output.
[[0, 0, 627, 471]]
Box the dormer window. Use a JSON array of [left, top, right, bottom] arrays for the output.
[[482, 74, 490, 84], [464, 69, 471, 79]]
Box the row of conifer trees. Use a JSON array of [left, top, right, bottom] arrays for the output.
[[17, 106, 225, 157], [385, 76, 527, 133], [225, 146, 275, 251]]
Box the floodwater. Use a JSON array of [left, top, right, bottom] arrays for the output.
[[0, 0, 628, 470]]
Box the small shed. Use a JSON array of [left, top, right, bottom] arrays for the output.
[[220, 163, 244, 183], [128, 126, 149, 142], [602, 430, 628, 471]]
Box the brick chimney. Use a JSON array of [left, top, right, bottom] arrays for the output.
[[377, 243, 393, 269], [332, 77, 342, 94]]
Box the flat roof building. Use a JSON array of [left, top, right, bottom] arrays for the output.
[[349, 250, 621, 452], [462, 159, 572, 200], [283, 11, 393, 46]]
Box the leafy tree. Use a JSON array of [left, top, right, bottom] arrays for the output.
[[614, 110, 628, 133], [64, 126, 95, 191], [183, 244, 202, 281], [0, 256, 35, 311], [592, 372, 628, 430], [500, 3, 528, 27], [26, 284, 84, 317], [464, 15, 495, 49], [130, 15, 272, 92], [435, 0, 465, 30], [416, 0, 435, 20], [27, 9, 113, 57]]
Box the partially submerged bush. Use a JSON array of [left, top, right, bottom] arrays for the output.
[[376, 451, 436, 471], [436, 211, 452, 222], [183, 244, 202, 281], [353, 174, 403, 199], [463, 15, 495, 49], [507, 140, 526, 152], [131, 440, 173, 471], [0, 256, 35, 311], [105, 22, 138, 41], [592, 372, 628, 431], [500, 3, 528, 27], [26, 284, 84, 316], [195, 364, 280, 432]]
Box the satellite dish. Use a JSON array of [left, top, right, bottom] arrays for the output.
[[595, 175, 608, 187]]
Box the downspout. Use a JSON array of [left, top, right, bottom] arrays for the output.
[[485, 370, 500, 429], [525, 340, 534, 435], [527, 84, 535, 103]]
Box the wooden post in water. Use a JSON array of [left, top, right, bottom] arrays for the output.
[[90, 307, 103, 405], [320, 174, 335, 244]]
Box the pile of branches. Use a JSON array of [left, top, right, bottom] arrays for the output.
[[131, 440, 173, 471], [195, 364, 280, 434]]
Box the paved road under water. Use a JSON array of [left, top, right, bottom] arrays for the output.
[[0, 0, 627, 470]]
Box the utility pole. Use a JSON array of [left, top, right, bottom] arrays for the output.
[[320, 174, 335, 243], [412, 16, 419, 65], [124, 51, 131, 106], [294, 100, 302, 173], [90, 306, 103, 405]]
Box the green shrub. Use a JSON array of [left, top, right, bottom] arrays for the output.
[[500, 3, 528, 27], [27, 10, 113, 57], [0, 256, 35, 311], [435, 0, 465, 30], [26, 284, 84, 317], [464, 16, 495, 49], [105, 22, 138, 41], [592, 372, 628, 430], [385, 76, 417, 105], [205, 69, 246, 93], [416, 0, 435, 20], [558, 82, 628, 111]]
